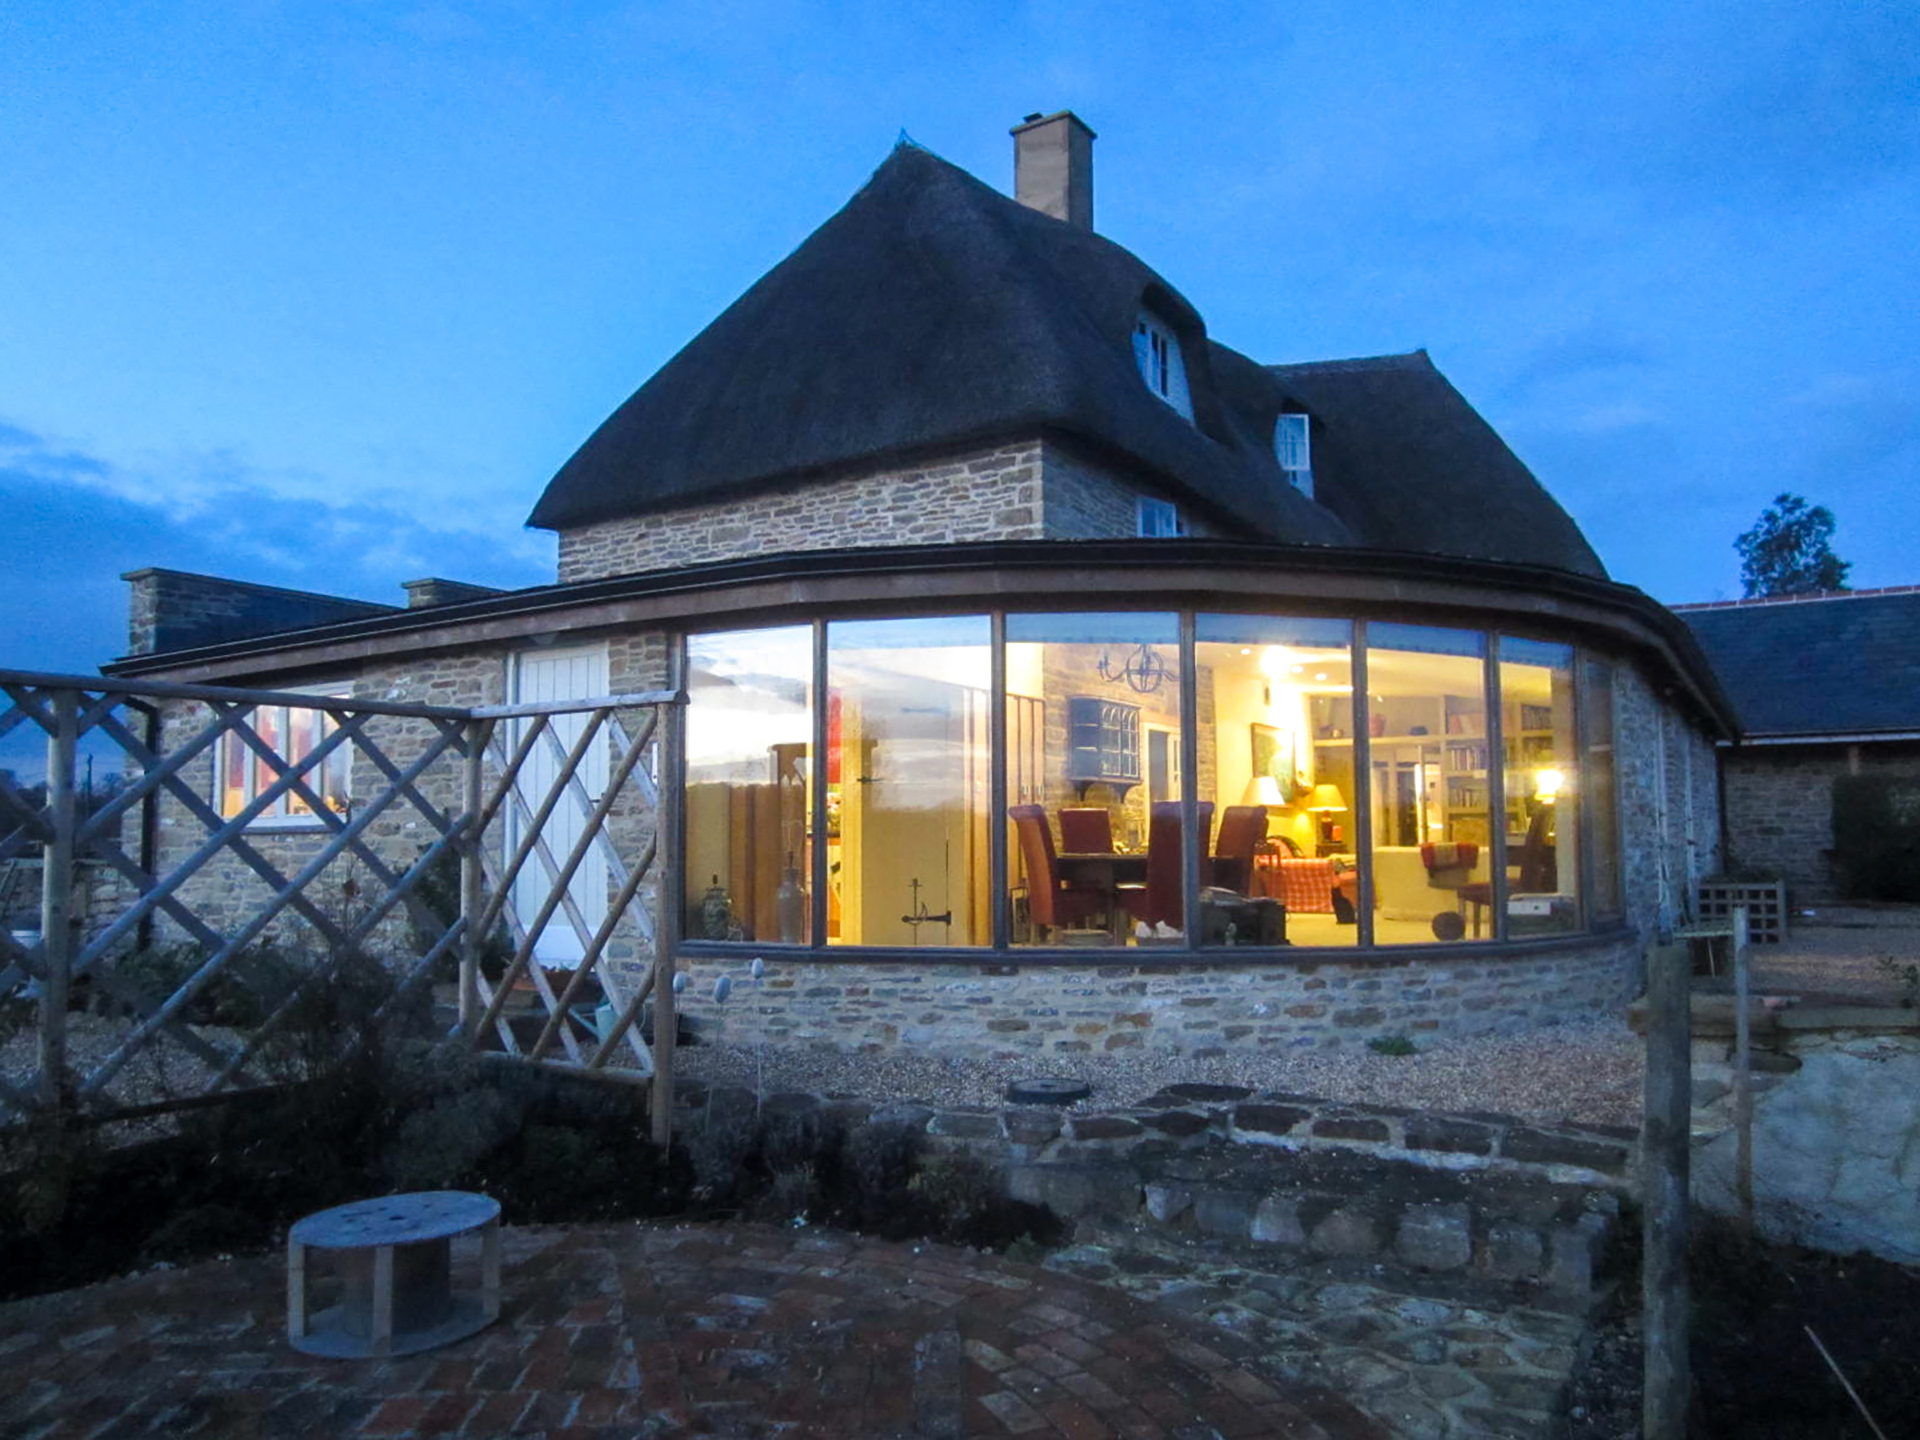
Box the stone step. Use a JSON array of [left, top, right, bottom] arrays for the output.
[[1007, 1143, 1617, 1304]]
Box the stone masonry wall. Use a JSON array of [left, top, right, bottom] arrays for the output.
[[558, 443, 1045, 583], [1721, 741, 1920, 905], [1614, 660, 1722, 942], [556, 438, 1224, 583], [124, 569, 400, 657], [670, 936, 1641, 1060]]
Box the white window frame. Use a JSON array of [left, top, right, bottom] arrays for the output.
[[1276, 412, 1313, 498], [1132, 311, 1193, 418], [215, 689, 351, 827], [1136, 496, 1186, 538]]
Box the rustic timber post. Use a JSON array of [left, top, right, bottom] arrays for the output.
[[1642, 937, 1692, 1439], [458, 717, 493, 1036], [1731, 904, 1754, 1236], [38, 689, 79, 1114], [651, 687, 684, 1148]]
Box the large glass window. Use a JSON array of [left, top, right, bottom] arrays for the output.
[[828, 617, 991, 946], [680, 612, 1625, 954], [1581, 655, 1623, 921], [1005, 613, 1179, 945], [1498, 638, 1580, 936], [1363, 624, 1491, 945], [1196, 615, 1357, 948], [685, 627, 814, 944]]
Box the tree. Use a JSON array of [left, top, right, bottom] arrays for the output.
[[1735, 493, 1851, 598]]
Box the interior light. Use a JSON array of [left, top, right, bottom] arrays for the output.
[[1315, 673, 1327, 682], [1534, 768, 1565, 802], [1259, 646, 1296, 677]]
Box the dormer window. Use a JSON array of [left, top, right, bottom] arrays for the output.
[[1132, 311, 1192, 418], [1275, 412, 1313, 498], [1136, 497, 1185, 538]]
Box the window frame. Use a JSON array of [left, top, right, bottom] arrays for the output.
[[1135, 496, 1186, 538], [1275, 413, 1313, 497], [214, 688, 351, 828], [1132, 311, 1193, 418]]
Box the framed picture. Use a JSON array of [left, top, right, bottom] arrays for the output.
[[1250, 723, 1296, 792]]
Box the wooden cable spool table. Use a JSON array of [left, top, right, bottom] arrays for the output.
[[287, 1190, 501, 1358]]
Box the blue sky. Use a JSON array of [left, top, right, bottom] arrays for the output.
[[4, 0, 1917, 684]]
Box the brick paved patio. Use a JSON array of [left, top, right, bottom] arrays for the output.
[[2, 1222, 1388, 1439]]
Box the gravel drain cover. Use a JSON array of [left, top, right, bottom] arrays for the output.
[[1006, 1077, 1092, 1106]]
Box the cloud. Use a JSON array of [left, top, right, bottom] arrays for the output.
[[1, 421, 555, 678]]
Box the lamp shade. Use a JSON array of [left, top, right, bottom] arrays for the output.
[[1241, 774, 1286, 808], [1304, 782, 1347, 814]]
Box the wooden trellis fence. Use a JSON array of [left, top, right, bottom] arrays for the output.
[[0, 668, 682, 1143]]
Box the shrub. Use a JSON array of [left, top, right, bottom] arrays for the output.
[[1832, 775, 1920, 902]]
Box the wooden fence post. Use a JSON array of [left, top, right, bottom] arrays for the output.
[[1643, 937, 1693, 1439], [458, 718, 491, 1036], [38, 689, 79, 1114], [1732, 904, 1754, 1236], [651, 692, 683, 1148]]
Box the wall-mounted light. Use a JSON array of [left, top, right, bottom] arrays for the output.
[[1099, 643, 1175, 695], [1534, 768, 1564, 802]]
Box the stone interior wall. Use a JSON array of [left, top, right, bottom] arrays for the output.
[[671, 936, 1640, 1060], [1721, 741, 1920, 906]]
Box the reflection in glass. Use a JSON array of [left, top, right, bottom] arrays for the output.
[[1195, 615, 1357, 947], [829, 617, 992, 946], [1364, 624, 1490, 945], [1498, 638, 1580, 935], [685, 627, 814, 944], [1006, 614, 1179, 946], [1581, 657, 1622, 919]]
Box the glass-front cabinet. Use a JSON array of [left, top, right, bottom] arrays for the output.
[[682, 610, 1621, 953]]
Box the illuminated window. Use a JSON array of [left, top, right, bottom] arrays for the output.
[[217, 695, 350, 821]]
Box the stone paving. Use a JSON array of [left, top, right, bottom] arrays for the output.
[[2, 1222, 1389, 1440], [1045, 1229, 1587, 1440]]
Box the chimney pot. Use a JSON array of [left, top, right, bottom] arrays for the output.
[[1011, 110, 1095, 230]]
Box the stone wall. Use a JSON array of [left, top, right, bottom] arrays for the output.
[[1614, 661, 1723, 941], [1689, 1013, 1920, 1265], [124, 569, 400, 657], [1721, 741, 1920, 905], [555, 439, 1224, 583], [670, 936, 1640, 1059]]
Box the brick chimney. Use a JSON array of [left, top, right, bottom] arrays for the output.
[[1011, 111, 1095, 230]]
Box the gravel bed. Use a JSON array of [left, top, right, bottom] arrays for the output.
[[675, 1017, 1647, 1130]]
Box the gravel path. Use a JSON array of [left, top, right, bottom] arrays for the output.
[[675, 1016, 1647, 1130]]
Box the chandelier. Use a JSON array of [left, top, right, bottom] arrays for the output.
[[1098, 643, 1175, 695]]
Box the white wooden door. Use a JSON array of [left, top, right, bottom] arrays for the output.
[[510, 644, 609, 963]]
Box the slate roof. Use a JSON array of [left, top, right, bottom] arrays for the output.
[[1678, 588, 1920, 738], [529, 143, 1605, 580]]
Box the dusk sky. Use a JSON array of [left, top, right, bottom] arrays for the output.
[[4, 1, 1917, 682]]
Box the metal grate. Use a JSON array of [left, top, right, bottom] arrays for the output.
[[1697, 878, 1787, 944]]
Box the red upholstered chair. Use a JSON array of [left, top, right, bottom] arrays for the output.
[[1211, 805, 1269, 894], [1011, 804, 1106, 940], [1058, 807, 1115, 854], [1126, 801, 1214, 931]]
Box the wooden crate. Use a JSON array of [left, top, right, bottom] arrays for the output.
[[1696, 879, 1787, 944]]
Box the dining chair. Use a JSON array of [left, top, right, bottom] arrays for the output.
[[1126, 800, 1214, 930], [1457, 807, 1557, 936], [1058, 807, 1115, 854], [1010, 803, 1107, 940], [1211, 804, 1268, 894]]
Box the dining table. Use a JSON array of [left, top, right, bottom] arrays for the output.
[[1055, 851, 1149, 939]]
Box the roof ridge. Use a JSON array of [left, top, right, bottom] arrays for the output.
[[1671, 585, 1920, 611], [1264, 350, 1430, 376]]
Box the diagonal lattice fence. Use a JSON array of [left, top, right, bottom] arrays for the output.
[[0, 669, 682, 1142]]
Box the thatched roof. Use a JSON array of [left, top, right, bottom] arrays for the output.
[[529, 143, 1604, 579]]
